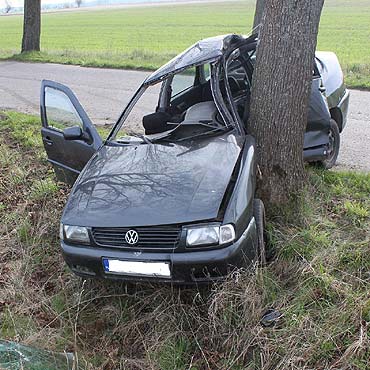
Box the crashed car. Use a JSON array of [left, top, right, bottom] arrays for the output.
[[40, 34, 349, 283]]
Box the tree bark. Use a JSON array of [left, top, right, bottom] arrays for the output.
[[22, 0, 41, 53], [248, 0, 324, 207], [253, 0, 265, 31]]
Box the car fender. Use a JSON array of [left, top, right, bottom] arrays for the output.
[[223, 135, 256, 239]]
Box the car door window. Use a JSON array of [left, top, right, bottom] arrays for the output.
[[203, 63, 211, 82], [170, 68, 196, 99], [45, 87, 83, 131]]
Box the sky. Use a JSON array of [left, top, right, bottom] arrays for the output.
[[0, 1, 79, 7]]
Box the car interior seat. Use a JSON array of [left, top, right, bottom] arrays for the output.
[[182, 101, 218, 124], [143, 111, 172, 135]]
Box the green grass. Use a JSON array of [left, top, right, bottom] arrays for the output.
[[0, 110, 369, 369], [0, 0, 369, 88]]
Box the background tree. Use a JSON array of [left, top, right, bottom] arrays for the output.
[[248, 0, 324, 207], [4, 0, 12, 13], [253, 0, 265, 30], [22, 0, 41, 53], [76, 0, 82, 8]]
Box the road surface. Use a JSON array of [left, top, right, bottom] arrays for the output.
[[0, 61, 369, 172]]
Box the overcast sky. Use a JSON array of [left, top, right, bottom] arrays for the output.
[[1, 1, 79, 7]]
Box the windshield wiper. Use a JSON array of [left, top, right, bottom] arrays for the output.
[[143, 121, 228, 144], [118, 133, 152, 144], [135, 134, 152, 144], [175, 126, 229, 142]]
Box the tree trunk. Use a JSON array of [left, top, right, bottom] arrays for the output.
[[22, 0, 41, 53], [253, 0, 265, 31], [248, 0, 324, 207]]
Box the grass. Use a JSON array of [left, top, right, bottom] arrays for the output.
[[0, 0, 369, 89], [0, 110, 369, 369]]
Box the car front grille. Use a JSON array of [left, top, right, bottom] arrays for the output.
[[91, 226, 181, 249]]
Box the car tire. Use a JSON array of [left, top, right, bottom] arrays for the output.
[[253, 198, 266, 266], [319, 119, 340, 169]]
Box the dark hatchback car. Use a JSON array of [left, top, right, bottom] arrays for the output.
[[41, 34, 349, 283]]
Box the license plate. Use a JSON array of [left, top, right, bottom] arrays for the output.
[[102, 259, 171, 278]]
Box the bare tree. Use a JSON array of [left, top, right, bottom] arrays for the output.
[[76, 0, 82, 7], [248, 0, 324, 207], [4, 0, 12, 13], [253, 0, 265, 31], [22, 0, 41, 52]]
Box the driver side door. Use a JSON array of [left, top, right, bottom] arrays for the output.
[[40, 80, 102, 185]]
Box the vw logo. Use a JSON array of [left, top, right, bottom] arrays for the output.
[[125, 229, 139, 245]]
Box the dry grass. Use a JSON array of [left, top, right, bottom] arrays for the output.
[[0, 111, 369, 369]]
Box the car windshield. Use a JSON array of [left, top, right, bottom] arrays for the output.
[[109, 63, 230, 145]]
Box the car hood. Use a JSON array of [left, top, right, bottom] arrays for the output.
[[62, 132, 242, 227]]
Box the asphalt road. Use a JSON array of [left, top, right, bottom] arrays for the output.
[[0, 61, 369, 172]]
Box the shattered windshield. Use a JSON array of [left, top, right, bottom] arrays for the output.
[[110, 63, 231, 145], [107, 34, 259, 144]]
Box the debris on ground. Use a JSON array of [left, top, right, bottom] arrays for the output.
[[0, 340, 75, 370]]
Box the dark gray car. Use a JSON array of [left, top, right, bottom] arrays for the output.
[[40, 34, 349, 283]]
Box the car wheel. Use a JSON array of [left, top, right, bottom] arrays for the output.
[[320, 119, 340, 169], [253, 198, 266, 266]]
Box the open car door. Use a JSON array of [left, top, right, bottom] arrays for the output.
[[40, 80, 102, 185]]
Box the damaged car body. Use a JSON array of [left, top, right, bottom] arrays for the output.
[[40, 34, 349, 283]]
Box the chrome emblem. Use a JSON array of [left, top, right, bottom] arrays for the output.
[[125, 230, 139, 245]]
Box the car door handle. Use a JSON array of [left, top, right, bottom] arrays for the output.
[[43, 137, 54, 146]]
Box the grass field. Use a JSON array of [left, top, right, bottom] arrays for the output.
[[0, 109, 369, 369], [0, 0, 369, 88]]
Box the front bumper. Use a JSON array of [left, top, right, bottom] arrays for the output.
[[61, 218, 258, 284]]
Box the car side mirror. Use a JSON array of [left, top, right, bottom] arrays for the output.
[[63, 126, 90, 141]]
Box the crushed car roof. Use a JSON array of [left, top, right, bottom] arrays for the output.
[[144, 34, 247, 85]]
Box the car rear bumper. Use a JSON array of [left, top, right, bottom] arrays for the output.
[[61, 217, 258, 284]]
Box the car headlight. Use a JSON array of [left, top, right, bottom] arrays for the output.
[[60, 224, 90, 244], [186, 224, 235, 247], [186, 225, 219, 247]]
